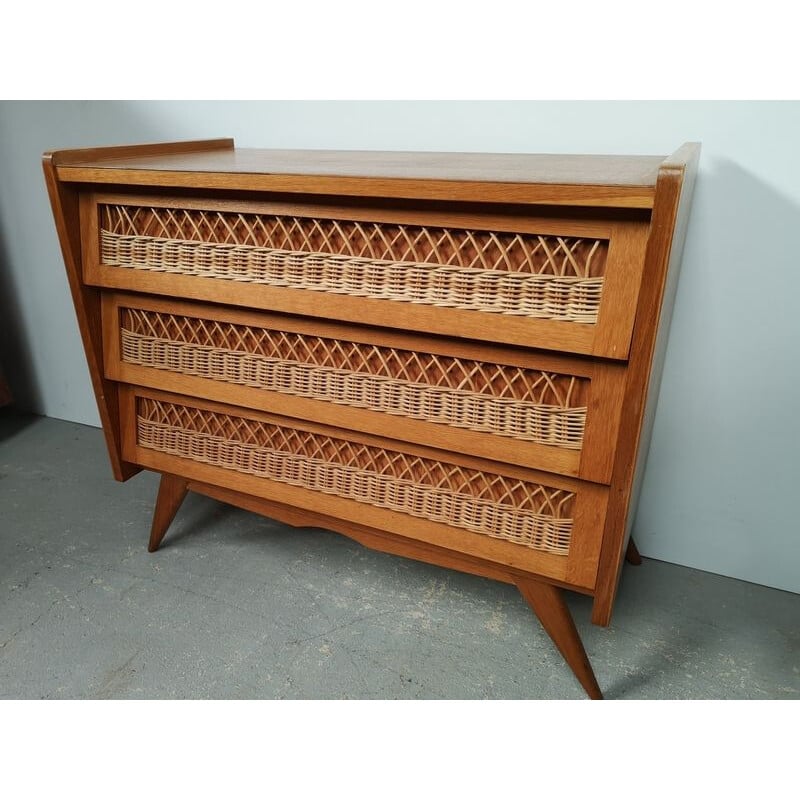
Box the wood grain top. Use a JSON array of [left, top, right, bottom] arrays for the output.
[[47, 139, 689, 208], [53, 143, 665, 185]]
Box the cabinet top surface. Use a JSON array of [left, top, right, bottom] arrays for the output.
[[53, 144, 666, 187], [47, 139, 700, 208]]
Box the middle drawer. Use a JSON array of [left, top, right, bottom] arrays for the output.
[[102, 292, 625, 482]]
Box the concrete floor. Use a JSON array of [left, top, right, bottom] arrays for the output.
[[1, 410, 797, 700]]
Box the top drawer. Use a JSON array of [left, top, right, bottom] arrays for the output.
[[80, 193, 650, 359]]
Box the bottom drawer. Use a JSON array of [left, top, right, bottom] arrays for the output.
[[120, 386, 608, 589]]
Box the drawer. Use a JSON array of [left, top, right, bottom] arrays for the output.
[[103, 292, 627, 482], [83, 193, 649, 359], [119, 386, 608, 588]]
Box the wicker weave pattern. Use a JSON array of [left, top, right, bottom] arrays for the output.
[[102, 205, 607, 276], [120, 308, 588, 448], [136, 398, 574, 554], [100, 205, 607, 323]]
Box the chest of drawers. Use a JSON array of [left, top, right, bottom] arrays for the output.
[[44, 139, 699, 698]]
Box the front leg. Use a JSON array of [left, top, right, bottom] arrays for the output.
[[148, 472, 189, 552], [515, 576, 603, 700]]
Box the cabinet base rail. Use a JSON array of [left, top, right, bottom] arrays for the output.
[[147, 471, 605, 699]]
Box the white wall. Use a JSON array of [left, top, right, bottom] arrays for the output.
[[1, 101, 798, 594]]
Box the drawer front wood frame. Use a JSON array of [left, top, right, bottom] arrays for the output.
[[120, 385, 608, 589], [83, 192, 650, 360], [103, 291, 627, 482]]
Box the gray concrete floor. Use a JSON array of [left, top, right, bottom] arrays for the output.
[[1, 410, 797, 700]]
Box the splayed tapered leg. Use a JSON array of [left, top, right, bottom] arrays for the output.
[[148, 473, 189, 552], [625, 538, 643, 566], [516, 577, 603, 700]]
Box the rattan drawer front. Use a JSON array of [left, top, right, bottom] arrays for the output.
[[104, 293, 627, 482], [120, 387, 608, 587], [84, 194, 649, 359]]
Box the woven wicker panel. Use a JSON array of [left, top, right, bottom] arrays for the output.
[[101, 205, 607, 323], [121, 308, 588, 449], [136, 397, 574, 555]]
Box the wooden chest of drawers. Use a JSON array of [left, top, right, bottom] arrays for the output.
[[44, 139, 699, 698]]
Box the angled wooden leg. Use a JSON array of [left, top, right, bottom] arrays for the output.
[[148, 473, 189, 552], [625, 538, 643, 566], [516, 577, 603, 700]]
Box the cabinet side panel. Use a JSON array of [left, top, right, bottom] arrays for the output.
[[625, 148, 701, 549], [42, 157, 138, 480], [591, 144, 701, 625]]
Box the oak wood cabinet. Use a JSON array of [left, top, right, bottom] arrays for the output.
[[44, 139, 699, 698]]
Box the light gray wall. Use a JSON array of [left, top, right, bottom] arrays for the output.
[[1, 101, 798, 594]]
